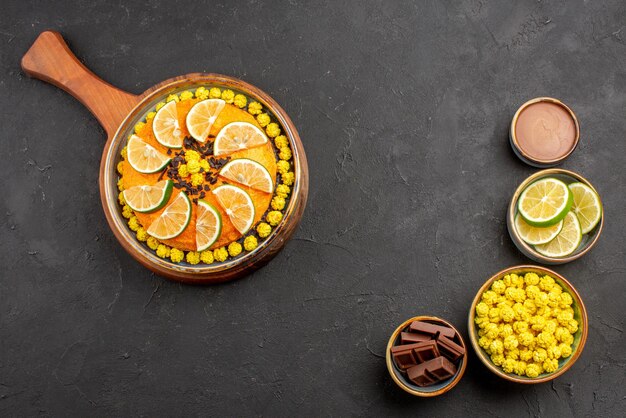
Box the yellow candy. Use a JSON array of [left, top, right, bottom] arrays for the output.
[[543, 358, 559, 373], [490, 339, 504, 354], [170, 248, 185, 263], [500, 324, 514, 338], [504, 335, 519, 350], [475, 316, 491, 328], [514, 361, 527, 376], [476, 302, 489, 317], [526, 285, 540, 300], [478, 336, 492, 350], [512, 274, 525, 288], [562, 333, 574, 346], [533, 348, 548, 363], [513, 321, 529, 334], [492, 280, 506, 294], [534, 292, 549, 307], [506, 348, 520, 360], [536, 332, 556, 349], [548, 345, 562, 359], [501, 306, 515, 322], [518, 332, 534, 346], [519, 349, 533, 362], [523, 299, 537, 315], [479, 272, 578, 377], [531, 316, 546, 331], [502, 359, 516, 374], [557, 310, 574, 326], [503, 274, 513, 287], [547, 292, 560, 308], [524, 272, 540, 286], [559, 343, 573, 358], [559, 292, 573, 308], [488, 307, 501, 323], [543, 320, 557, 334], [525, 363, 541, 378], [484, 323, 499, 339], [491, 354, 505, 366], [482, 290, 498, 305], [567, 319, 579, 334], [539, 275, 555, 291]]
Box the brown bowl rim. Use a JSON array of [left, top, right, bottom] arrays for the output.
[[385, 315, 467, 397], [100, 73, 309, 283], [467, 265, 588, 384], [508, 168, 604, 264], [510, 97, 580, 165]]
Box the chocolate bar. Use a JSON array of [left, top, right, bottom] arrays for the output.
[[407, 356, 457, 387], [390, 344, 417, 370], [400, 331, 430, 345], [409, 321, 456, 339], [391, 341, 440, 370], [436, 335, 465, 362]]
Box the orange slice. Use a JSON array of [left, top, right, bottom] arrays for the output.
[[126, 135, 171, 174], [212, 184, 255, 234], [147, 191, 192, 240], [153, 101, 183, 148], [219, 158, 274, 193], [213, 122, 268, 156], [186, 99, 225, 143]]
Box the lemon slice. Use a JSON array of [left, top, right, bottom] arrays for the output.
[[186, 99, 225, 143], [219, 158, 274, 193], [126, 135, 171, 174], [153, 101, 183, 148], [146, 191, 192, 240], [534, 211, 582, 257], [212, 184, 255, 234], [515, 213, 563, 245], [196, 200, 222, 251], [518, 177, 573, 227], [214, 122, 268, 156], [568, 182, 602, 234], [123, 180, 173, 213]]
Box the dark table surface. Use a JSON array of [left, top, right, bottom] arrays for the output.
[[2, 1, 625, 416]]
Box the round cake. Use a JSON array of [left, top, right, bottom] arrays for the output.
[[116, 86, 295, 265]]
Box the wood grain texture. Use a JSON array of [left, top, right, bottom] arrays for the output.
[[21, 31, 140, 139], [22, 32, 308, 284]]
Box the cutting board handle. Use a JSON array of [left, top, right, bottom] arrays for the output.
[[21, 31, 140, 138]]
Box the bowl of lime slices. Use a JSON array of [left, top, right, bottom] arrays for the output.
[[507, 169, 603, 264]]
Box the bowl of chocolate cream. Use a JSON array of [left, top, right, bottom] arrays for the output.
[[510, 98, 580, 167]]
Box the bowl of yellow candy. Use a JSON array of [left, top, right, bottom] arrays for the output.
[[468, 265, 588, 383]]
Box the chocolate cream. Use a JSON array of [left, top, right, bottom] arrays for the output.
[[515, 102, 577, 161]]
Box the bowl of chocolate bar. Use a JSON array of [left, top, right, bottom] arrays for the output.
[[386, 316, 467, 397]]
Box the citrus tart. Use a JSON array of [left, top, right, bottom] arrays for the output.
[[117, 86, 295, 265]]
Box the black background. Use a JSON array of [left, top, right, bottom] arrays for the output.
[[1, 1, 625, 416]]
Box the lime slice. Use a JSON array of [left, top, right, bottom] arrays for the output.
[[122, 180, 173, 213], [153, 101, 183, 148], [518, 177, 573, 227], [186, 99, 225, 143], [219, 158, 274, 193], [568, 182, 602, 234], [196, 200, 222, 251], [214, 122, 268, 156], [212, 184, 255, 234], [515, 213, 563, 245], [146, 191, 192, 240], [534, 211, 582, 257], [126, 135, 171, 174]]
